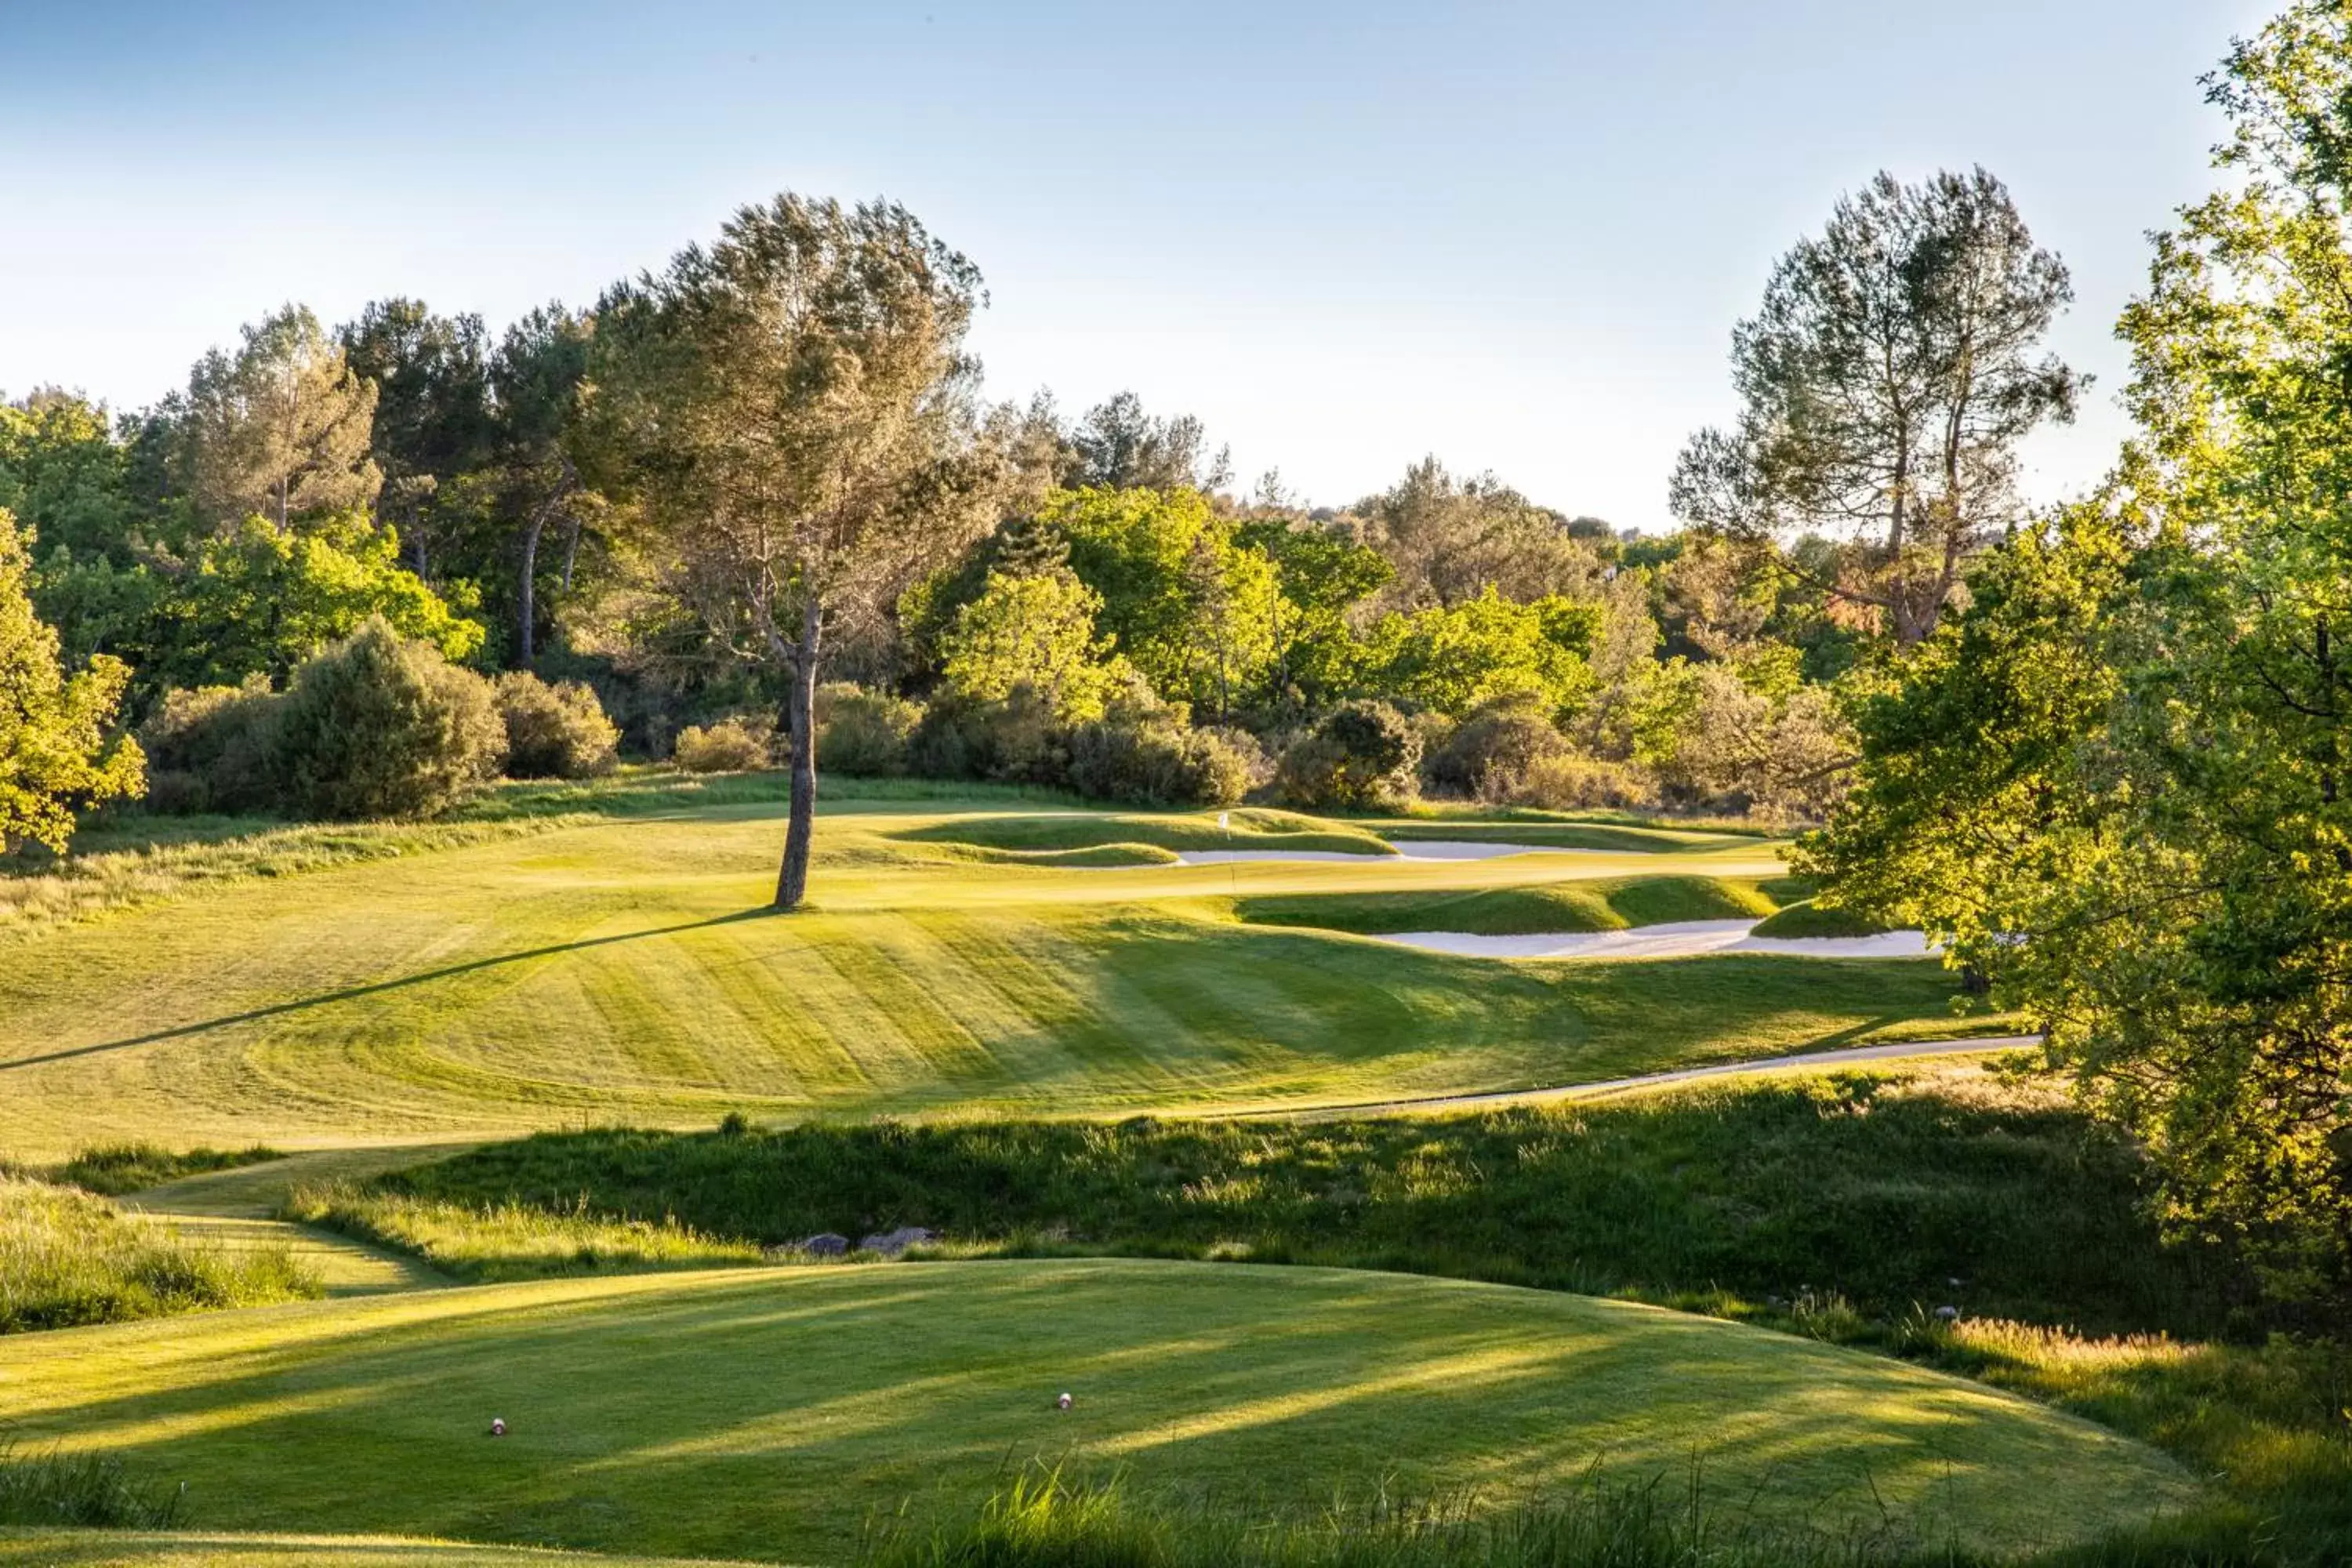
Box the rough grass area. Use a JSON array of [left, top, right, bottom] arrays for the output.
[[0, 1261, 2193, 1560], [49, 1145, 284, 1198], [891, 806, 1394, 855], [1236, 874, 1782, 936], [281, 1187, 762, 1283], [0, 1533, 757, 1566], [328, 1063, 2227, 1335], [0, 1178, 320, 1333], [1749, 899, 1894, 939], [0, 1439, 184, 1530], [857, 1466, 1953, 1568]]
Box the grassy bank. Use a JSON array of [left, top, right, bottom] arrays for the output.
[[302, 1062, 2223, 1333], [47, 1144, 285, 1198], [1749, 899, 1894, 939], [0, 1177, 319, 1333], [890, 806, 1394, 855], [1236, 874, 1781, 936]]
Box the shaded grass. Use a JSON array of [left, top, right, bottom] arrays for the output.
[[0, 1178, 320, 1334], [0, 1260, 2193, 1559], [1236, 877, 1780, 937], [49, 1145, 285, 1200]]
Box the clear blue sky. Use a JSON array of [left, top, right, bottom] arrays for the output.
[[0, 2, 2270, 528]]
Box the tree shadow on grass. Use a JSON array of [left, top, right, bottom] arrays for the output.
[[0, 908, 782, 1074]]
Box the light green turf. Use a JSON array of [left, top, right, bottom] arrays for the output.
[[0, 1260, 2192, 1561], [0, 1532, 765, 1566], [0, 794, 1984, 1157]]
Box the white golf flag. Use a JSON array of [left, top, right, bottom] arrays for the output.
[[1218, 811, 1229, 831]]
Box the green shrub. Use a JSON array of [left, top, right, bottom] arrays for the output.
[[816, 683, 923, 777], [1276, 699, 1421, 810], [672, 718, 769, 774], [905, 687, 1066, 784], [0, 1174, 320, 1333], [136, 677, 281, 815], [1425, 694, 1568, 799], [495, 671, 620, 779], [1065, 695, 1258, 808], [271, 619, 506, 819], [1507, 750, 1657, 811]]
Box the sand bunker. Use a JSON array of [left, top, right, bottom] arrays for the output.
[[1370, 919, 1934, 960]]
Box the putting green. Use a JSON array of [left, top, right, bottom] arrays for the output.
[[0, 797, 1974, 1157], [0, 1260, 2189, 1560]]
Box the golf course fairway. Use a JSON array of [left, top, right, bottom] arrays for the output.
[[0, 795, 1984, 1156], [0, 1259, 2191, 1561]]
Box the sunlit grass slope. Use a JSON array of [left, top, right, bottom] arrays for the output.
[[0, 1260, 2192, 1561], [0, 791, 1972, 1156]]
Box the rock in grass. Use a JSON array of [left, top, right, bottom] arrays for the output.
[[800, 1232, 850, 1258], [857, 1226, 935, 1257]]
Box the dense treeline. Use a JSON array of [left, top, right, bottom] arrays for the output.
[[0, 166, 2076, 865]]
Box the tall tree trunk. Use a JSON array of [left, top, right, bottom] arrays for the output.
[[517, 514, 546, 669], [774, 597, 822, 910]]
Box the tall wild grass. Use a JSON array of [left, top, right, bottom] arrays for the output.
[[0, 1176, 320, 1333], [0, 1438, 184, 1528]]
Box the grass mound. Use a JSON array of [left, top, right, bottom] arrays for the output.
[[1236, 875, 1780, 937], [1375, 819, 1757, 854], [49, 1144, 284, 1198], [0, 1177, 320, 1334], [0, 1260, 2192, 1559], [891, 807, 1392, 856], [1749, 899, 1895, 939], [941, 841, 1181, 867]]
